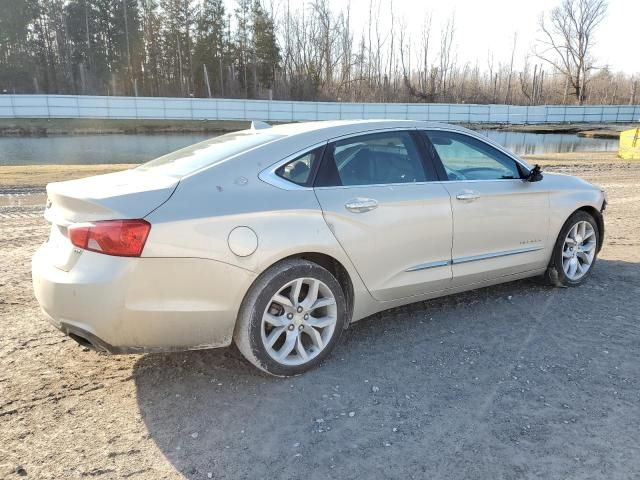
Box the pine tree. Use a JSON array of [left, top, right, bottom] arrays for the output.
[[140, 0, 163, 96], [193, 0, 226, 97], [0, 0, 39, 93], [251, 0, 279, 94], [161, 0, 196, 96], [233, 0, 251, 97], [112, 0, 143, 95]]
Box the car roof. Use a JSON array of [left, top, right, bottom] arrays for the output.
[[265, 119, 475, 139]]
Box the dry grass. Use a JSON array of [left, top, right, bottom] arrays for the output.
[[0, 118, 250, 136], [0, 164, 134, 186], [522, 151, 621, 163]]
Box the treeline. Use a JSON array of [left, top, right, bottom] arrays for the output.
[[0, 0, 638, 105], [0, 0, 279, 99]]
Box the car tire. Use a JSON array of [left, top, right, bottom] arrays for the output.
[[234, 258, 347, 376], [545, 210, 600, 287]]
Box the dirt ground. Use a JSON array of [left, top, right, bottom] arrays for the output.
[[1, 153, 639, 479]]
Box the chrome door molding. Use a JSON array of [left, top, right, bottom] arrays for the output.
[[404, 245, 544, 274], [405, 260, 451, 272], [452, 245, 544, 265]]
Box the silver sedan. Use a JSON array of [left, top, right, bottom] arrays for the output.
[[32, 120, 606, 375]]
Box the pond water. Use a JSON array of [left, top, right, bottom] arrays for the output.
[[0, 130, 618, 166], [476, 130, 618, 156]]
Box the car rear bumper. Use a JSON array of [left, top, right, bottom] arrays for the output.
[[32, 243, 256, 353]]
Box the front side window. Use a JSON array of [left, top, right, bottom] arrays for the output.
[[425, 131, 521, 181], [316, 131, 426, 187], [275, 147, 324, 186]]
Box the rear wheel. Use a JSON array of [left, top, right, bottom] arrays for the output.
[[546, 211, 600, 287], [234, 259, 347, 376]]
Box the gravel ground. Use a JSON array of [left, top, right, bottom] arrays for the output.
[[1, 156, 639, 479]]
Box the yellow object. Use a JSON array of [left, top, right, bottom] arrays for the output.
[[619, 128, 640, 160]]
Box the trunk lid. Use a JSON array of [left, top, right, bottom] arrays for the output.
[[42, 168, 177, 271], [44, 168, 178, 225]]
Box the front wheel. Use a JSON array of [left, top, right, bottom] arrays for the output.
[[234, 259, 347, 376], [546, 211, 600, 287]]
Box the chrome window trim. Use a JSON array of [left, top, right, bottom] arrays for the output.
[[405, 260, 450, 272], [258, 141, 328, 191], [259, 127, 422, 191], [314, 180, 446, 191], [452, 246, 544, 265], [326, 126, 418, 142], [259, 125, 532, 190], [420, 127, 533, 176], [437, 178, 527, 185]]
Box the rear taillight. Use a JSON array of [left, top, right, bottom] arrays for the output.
[[68, 219, 151, 257]]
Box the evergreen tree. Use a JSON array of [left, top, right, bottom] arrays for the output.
[[112, 0, 143, 95], [161, 0, 196, 96], [0, 0, 39, 93], [193, 0, 226, 97], [233, 0, 251, 97], [251, 0, 279, 93], [140, 0, 163, 96]]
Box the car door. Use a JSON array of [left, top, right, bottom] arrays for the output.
[[422, 129, 550, 287], [313, 129, 453, 301]]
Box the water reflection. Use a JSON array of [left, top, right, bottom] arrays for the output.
[[0, 130, 618, 166], [477, 130, 617, 155], [0, 133, 213, 166]]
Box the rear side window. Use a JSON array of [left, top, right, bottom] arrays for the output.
[[137, 131, 282, 177], [275, 147, 324, 187], [316, 131, 426, 187]]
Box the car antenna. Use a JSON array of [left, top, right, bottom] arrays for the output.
[[250, 121, 271, 130]]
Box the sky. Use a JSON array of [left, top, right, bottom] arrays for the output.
[[323, 0, 639, 74]]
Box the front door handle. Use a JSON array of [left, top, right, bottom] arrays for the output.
[[345, 198, 379, 213], [456, 191, 480, 201]]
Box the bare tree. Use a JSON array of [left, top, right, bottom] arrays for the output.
[[630, 77, 638, 105], [536, 0, 607, 104], [8, 0, 637, 104], [504, 33, 517, 104], [438, 14, 455, 100]]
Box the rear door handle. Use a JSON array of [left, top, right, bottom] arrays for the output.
[[456, 191, 480, 201], [345, 198, 379, 213]]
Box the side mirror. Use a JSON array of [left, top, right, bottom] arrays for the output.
[[525, 164, 543, 182]]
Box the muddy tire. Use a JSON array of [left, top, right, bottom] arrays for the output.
[[234, 259, 347, 376], [545, 211, 600, 287]]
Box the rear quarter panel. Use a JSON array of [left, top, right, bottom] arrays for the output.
[[143, 150, 376, 321]]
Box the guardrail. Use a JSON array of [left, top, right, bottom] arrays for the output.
[[0, 95, 638, 124]]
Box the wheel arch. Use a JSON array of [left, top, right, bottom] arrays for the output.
[[574, 205, 605, 252], [278, 252, 355, 324]]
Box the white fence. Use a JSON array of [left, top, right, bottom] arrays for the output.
[[1, 94, 639, 124]]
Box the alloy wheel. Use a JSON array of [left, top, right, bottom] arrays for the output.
[[562, 220, 596, 281], [261, 277, 338, 366]]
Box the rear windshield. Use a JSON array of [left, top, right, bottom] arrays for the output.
[[137, 131, 282, 177]]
